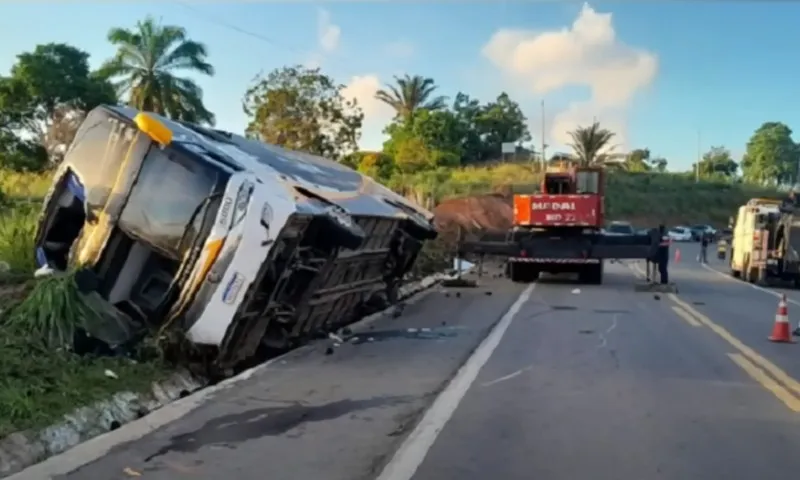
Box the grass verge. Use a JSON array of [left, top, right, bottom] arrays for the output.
[[0, 194, 170, 439]]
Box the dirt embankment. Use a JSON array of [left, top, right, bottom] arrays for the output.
[[432, 193, 513, 241]]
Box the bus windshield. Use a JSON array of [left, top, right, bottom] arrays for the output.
[[119, 146, 222, 257]]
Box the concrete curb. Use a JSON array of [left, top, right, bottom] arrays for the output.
[[0, 370, 207, 478], [1, 271, 450, 479]]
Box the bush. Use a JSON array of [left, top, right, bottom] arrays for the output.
[[0, 203, 38, 273], [0, 169, 52, 202]]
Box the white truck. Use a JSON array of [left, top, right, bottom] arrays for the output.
[[34, 105, 437, 376]]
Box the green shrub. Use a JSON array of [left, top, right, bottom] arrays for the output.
[[0, 203, 38, 273]]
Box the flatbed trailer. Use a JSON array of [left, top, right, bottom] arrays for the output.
[[458, 226, 656, 284]]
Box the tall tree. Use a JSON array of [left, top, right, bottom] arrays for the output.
[[99, 16, 215, 125], [450, 92, 530, 164], [741, 122, 798, 185], [242, 65, 363, 160], [693, 146, 738, 178], [375, 74, 447, 122], [568, 122, 616, 166], [476, 93, 530, 157], [383, 109, 462, 173], [452, 92, 484, 163], [624, 148, 651, 172], [0, 42, 116, 167]]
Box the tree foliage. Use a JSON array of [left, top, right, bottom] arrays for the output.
[[99, 16, 215, 125], [0, 42, 115, 169], [568, 122, 616, 166], [694, 146, 738, 178], [741, 122, 798, 185], [622, 148, 667, 172], [383, 110, 461, 174], [375, 74, 447, 122], [242, 65, 363, 161], [452, 92, 530, 164]]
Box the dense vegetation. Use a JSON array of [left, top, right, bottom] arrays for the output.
[[0, 15, 793, 437]]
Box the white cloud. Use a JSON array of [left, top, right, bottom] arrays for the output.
[[384, 40, 415, 59], [341, 74, 395, 150], [481, 3, 657, 149], [317, 9, 341, 53]]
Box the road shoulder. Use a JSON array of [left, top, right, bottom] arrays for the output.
[[48, 267, 525, 480]]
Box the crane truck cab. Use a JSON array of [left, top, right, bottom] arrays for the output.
[[459, 164, 655, 285]]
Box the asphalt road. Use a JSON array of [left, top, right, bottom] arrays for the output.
[[33, 251, 800, 479], [409, 255, 800, 480]]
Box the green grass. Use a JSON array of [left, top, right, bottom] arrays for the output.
[[0, 331, 170, 437], [0, 172, 170, 438]]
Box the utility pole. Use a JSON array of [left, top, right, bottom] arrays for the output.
[[696, 130, 701, 183], [540, 100, 546, 169]]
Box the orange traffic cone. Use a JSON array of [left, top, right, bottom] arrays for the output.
[[769, 295, 795, 343], [674, 248, 681, 263]]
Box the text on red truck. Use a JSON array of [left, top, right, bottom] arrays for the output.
[[531, 201, 576, 211]]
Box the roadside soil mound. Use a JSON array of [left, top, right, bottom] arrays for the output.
[[433, 193, 513, 241]]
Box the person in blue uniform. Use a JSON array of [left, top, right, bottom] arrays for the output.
[[656, 224, 670, 284]]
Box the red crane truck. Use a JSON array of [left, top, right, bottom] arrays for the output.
[[457, 164, 657, 284]]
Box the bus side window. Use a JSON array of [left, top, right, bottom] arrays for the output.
[[64, 109, 137, 210]]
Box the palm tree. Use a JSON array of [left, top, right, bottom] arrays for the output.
[[374, 74, 447, 122], [567, 122, 616, 166], [99, 16, 216, 125]]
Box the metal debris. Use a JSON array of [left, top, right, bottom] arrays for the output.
[[328, 332, 345, 343]]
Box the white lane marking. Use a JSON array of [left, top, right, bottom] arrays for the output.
[[700, 263, 800, 308], [629, 260, 647, 279], [481, 365, 533, 388], [596, 314, 619, 350], [376, 283, 536, 480]]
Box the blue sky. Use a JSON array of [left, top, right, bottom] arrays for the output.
[[2, 2, 799, 171]]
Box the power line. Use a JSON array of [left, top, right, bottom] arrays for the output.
[[171, 0, 354, 66], [172, 1, 307, 56]]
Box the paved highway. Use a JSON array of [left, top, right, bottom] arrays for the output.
[[407, 250, 800, 480], [32, 250, 800, 480]]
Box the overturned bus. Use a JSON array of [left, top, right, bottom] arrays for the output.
[[34, 105, 437, 374]]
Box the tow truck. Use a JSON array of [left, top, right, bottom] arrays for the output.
[[457, 164, 657, 284], [730, 197, 800, 286]]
